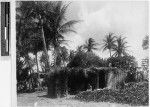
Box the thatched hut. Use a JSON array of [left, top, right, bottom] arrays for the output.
[[46, 66, 128, 97], [84, 67, 127, 90]]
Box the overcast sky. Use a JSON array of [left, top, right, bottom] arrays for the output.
[[62, 1, 149, 66]]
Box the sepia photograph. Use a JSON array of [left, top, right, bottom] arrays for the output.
[[16, 1, 149, 107]]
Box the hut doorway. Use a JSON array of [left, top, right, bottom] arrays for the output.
[[98, 70, 107, 89]]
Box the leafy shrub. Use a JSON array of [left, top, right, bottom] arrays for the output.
[[122, 82, 149, 105], [68, 51, 107, 68], [107, 55, 138, 83], [107, 55, 137, 70], [74, 82, 148, 106]]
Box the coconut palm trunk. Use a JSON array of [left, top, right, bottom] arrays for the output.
[[54, 47, 62, 97], [41, 23, 56, 97], [41, 26, 50, 71]]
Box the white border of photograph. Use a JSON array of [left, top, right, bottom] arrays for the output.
[[11, 0, 16, 107]]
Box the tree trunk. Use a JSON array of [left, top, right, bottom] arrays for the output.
[[54, 47, 59, 68], [47, 73, 56, 98], [35, 52, 39, 73], [35, 52, 40, 90], [54, 47, 61, 98], [41, 26, 50, 72], [41, 25, 56, 98]]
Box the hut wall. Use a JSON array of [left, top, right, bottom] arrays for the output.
[[107, 69, 127, 90], [107, 71, 114, 89]]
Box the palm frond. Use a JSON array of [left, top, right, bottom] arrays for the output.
[[102, 32, 117, 54], [102, 46, 108, 52], [59, 20, 80, 30], [55, 2, 72, 25], [59, 28, 77, 34]]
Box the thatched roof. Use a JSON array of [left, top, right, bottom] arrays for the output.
[[46, 66, 127, 77], [84, 67, 120, 73], [87, 67, 118, 71]]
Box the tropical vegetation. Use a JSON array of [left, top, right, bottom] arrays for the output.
[[16, 1, 148, 106], [83, 38, 99, 53], [102, 33, 116, 57]]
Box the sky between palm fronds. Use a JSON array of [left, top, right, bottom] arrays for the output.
[[63, 1, 148, 66], [17, 1, 148, 67]]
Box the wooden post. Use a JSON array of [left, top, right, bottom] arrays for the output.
[[97, 72, 99, 89], [105, 72, 107, 88]]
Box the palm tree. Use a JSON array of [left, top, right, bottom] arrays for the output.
[[47, 1, 80, 69], [16, 1, 33, 58], [17, 1, 79, 97], [142, 35, 149, 50], [102, 33, 116, 57], [16, 1, 46, 86], [112, 36, 128, 57], [16, 1, 34, 47], [76, 45, 84, 52], [83, 38, 98, 52], [16, 1, 56, 97], [17, 1, 79, 68]]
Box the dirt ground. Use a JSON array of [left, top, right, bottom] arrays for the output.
[[17, 91, 148, 107]]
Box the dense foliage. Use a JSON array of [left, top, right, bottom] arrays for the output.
[[107, 55, 138, 83], [16, 1, 79, 97], [107, 55, 137, 70], [68, 51, 107, 68], [75, 82, 148, 106]]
